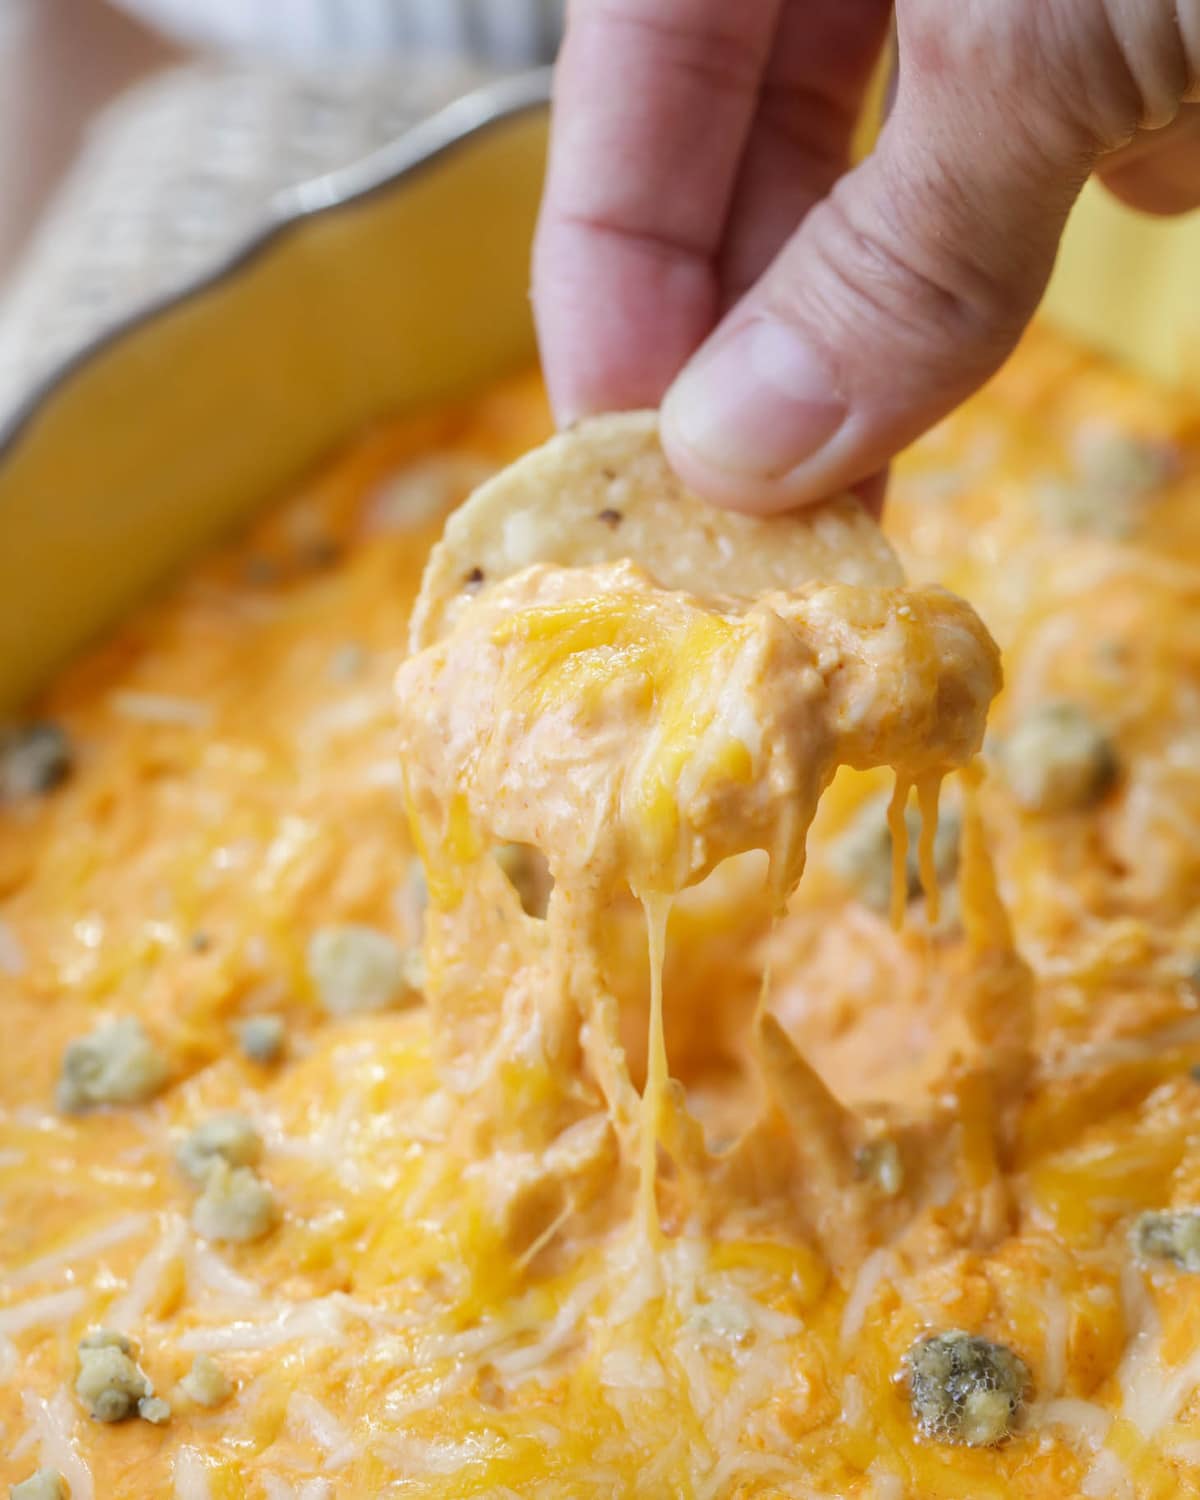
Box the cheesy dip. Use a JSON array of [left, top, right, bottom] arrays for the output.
[[2, 327, 1200, 1498]]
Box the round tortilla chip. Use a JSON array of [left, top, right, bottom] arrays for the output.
[[410, 411, 903, 648]]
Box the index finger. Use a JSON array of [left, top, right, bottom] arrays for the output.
[[532, 0, 782, 423]]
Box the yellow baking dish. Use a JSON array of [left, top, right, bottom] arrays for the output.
[[0, 70, 549, 711]]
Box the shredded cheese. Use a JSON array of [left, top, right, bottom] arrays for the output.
[[172, 1448, 213, 1500], [840, 1248, 896, 1346], [109, 692, 213, 728], [7, 1216, 152, 1291], [105, 1214, 188, 1329], [0, 918, 26, 976], [285, 1393, 357, 1470], [0, 1290, 87, 1337], [19, 1392, 93, 1500]]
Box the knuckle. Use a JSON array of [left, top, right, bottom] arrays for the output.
[[1096, 0, 1196, 130], [1032, 1, 1193, 145], [784, 173, 1025, 379], [584, 0, 769, 99], [755, 80, 859, 176], [904, 0, 1192, 152]]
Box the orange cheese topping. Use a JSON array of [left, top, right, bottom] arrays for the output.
[[395, 551, 1000, 1263], [1, 331, 1200, 1497]]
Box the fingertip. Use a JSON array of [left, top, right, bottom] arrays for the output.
[[1096, 105, 1200, 218], [657, 317, 844, 506], [1098, 161, 1200, 217], [538, 354, 595, 432], [660, 414, 888, 518], [658, 317, 893, 515], [850, 468, 889, 520], [532, 214, 718, 430]]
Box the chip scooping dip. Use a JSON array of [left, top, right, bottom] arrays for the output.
[[408, 411, 904, 649], [397, 412, 1005, 1256]]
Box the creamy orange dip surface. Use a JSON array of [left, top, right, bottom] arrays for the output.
[[3, 331, 1200, 1498]]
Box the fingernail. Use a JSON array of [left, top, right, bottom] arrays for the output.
[[662, 319, 845, 479]]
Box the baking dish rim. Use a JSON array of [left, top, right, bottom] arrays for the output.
[[0, 65, 553, 467]]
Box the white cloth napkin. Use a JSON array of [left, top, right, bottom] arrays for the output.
[[0, 59, 492, 429], [110, 0, 563, 62]]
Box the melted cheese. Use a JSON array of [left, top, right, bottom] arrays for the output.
[[2, 336, 1200, 1496], [395, 555, 1000, 1258]]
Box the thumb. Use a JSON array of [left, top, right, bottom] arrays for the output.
[[660, 10, 1107, 513]]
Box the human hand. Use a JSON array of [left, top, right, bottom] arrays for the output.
[[533, 1, 1200, 513]]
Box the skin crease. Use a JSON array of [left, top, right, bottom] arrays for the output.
[[533, 0, 1200, 515]]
